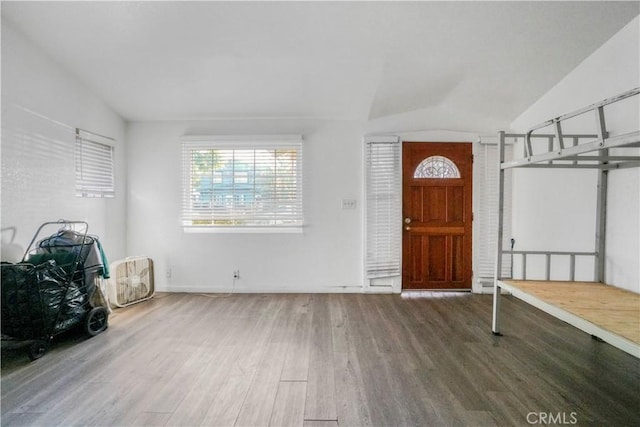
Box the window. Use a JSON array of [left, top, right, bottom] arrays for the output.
[[75, 128, 115, 198], [365, 136, 401, 278], [181, 135, 303, 232], [414, 155, 460, 178]]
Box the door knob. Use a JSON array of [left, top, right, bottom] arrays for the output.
[[404, 225, 411, 231], [404, 217, 412, 224]]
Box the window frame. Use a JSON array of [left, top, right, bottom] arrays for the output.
[[181, 135, 304, 233]]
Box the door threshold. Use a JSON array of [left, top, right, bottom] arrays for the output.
[[401, 289, 472, 298]]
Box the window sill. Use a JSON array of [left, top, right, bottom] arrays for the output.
[[183, 226, 303, 234]]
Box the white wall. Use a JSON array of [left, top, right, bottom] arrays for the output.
[[126, 120, 364, 292], [128, 125, 499, 294], [1, 21, 127, 261], [510, 17, 639, 292]]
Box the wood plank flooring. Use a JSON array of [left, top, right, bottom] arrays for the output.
[[2, 293, 639, 426]]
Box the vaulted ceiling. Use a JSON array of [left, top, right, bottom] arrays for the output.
[[2, 1, 638, 131]]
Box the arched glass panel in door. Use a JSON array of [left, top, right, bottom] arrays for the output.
[[413, 155, 461, 178]]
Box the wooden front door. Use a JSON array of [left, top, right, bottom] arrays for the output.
[[402, 142, 473, 290]]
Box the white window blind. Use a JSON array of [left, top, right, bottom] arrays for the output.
[[75, 128, 115, 198], [365, 136, 401, 278], [181, 135, 303, 231], [477, 142, 513, 278]]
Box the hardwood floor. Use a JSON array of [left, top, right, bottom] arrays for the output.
[[2, 293, 639, 426]]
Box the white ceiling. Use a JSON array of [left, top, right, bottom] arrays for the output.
[[2, 1, 638, 131]]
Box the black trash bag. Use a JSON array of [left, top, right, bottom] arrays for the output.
[[1, 263, 42, 339], [34, 260, 88, 334], [29, 244, 96, 298], [1, 260, 89, 339], [27, 252, 83, 284]]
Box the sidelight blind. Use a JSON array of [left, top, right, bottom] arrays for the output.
[[75, 128, 115, 198], [365, 136, 401, 278], [477, 141, 513, 278], [181, 135, 303, 231]]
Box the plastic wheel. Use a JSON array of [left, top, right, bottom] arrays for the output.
[[85, 307, 109, 336], [27, 340, 47, 361]]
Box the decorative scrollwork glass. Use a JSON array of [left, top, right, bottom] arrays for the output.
[[413, 156, 460, 179]]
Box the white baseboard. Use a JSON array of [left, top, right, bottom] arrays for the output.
[[159, 284, 368, 294], [160, 282, 495, 295]]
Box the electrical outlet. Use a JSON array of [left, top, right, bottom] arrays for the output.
[[166, 268, 172, 279], [233, 270, 240, 279], [342, 199, 357, 210]]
